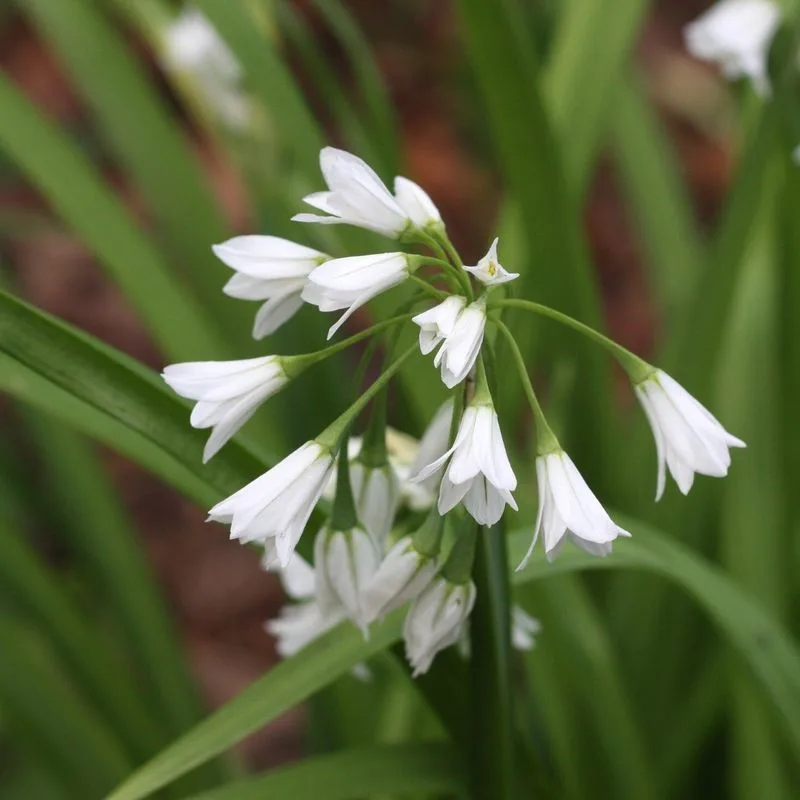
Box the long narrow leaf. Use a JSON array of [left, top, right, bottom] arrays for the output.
[[186, 743, 465, 800], [0, 72, 223, 361]]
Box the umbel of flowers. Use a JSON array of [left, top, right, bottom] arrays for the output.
[[163, 147, 745, 676]]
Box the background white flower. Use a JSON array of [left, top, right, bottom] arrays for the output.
[[519, 451, 629, 568], [404, 578, 476, 676], [635, 370, 746, 499], [414, 404, 517, 526], [303, 253, 410, 338], [162, 356, 287, 462], [162, 7, 250, 128], [361, 536, 439, 623], [208, 441, 334, 565], [314, 526, 381, 632], [684, 0, 781, 96], [213, 236, 327, 338], [464, 238, 519, 286], [350, 462, 400, 546]]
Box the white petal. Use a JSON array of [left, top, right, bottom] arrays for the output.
[[252, 291, 305, 339]]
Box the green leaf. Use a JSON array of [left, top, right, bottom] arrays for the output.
[[19, 0, 241, 343], [185, 743, 466, 800], [194, 0, 324, 181], [612, 72, 704, 319], [470, 525, 515, 799], [511, 519, 800, 761], [454, 0, 616, 493], [0, 72, 223, 362], [310, 0, 400, 174], [0, 289, 268, 506], [0, 353, 214, 507], [0, 519, 162, 760], [544, 0, 649, 192], [22, 415, 204, 737], [107, 614, 404, 800], [0, 618, 131, 798]]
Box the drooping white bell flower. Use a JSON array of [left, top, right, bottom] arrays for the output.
[[361, 536, 439, 623], [464, 238, 519, 286], [208, 441, 334, 565], [518, 450, 630, 569], [265, 601, 345, 659], [403, 577, 476, 677], [293, 147, 437, 238], [414, 297, 486, 388], [162, 7, 250, 129], [314, 526, 381, 633], [511, 606, 541, 651], [412, 296, 467, 356], [393, 176, 443, 231], [213, 236, 327, 339], [162, 356, 288, 462], [404, 400, 454, 509], [414, 403, 517, 527], [684, 0, 782, 96], [303, 253, 412, 339], [350, 462, 400, 547], [634, 369, 746, 500]]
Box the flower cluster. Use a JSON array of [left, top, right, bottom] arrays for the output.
[[163, 147, 744, 676]]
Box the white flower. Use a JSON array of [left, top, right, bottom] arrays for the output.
[[519, 451, 630, 569], [302, 253, 411, 339], [405, 400, 454, 509], [464, 238, 518, 286], [361, 536, 439, 623], [265, 601, 345, 658], [213, 236, 327, 339], [511, 606, 541, 651], [412, 296, 466, 356], [414, 298, 486, 388], [684, 0, 781, 96], [415, 404, 517, 527], [162, 356, 287, 462], [635, 370, 746, 500], [262, 550, 316, 600], [162, 7, 250, 128], [292, 147, 442, 238], [350, 462, 400, 546], [314, 526, 381, 632], [393, 176, 442, 230], [403, 577, 476, 676], [208, 441, 334, 565]]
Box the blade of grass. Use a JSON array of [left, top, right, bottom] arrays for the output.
[[455, 0, 615, 493], [0, 618, 131, 798], [544, 0, 649, 193], [717, 163, 789, 798], [512, 520, 800, 762], [185, 743, 466, 800], [310, 0, 400, 174], [22, 414, 204, 737], [107, 613, 405, 800], [0, 72, 224, 361], [0, 518, 163, 760], [612, 71, 704, 319], [19, 0, 247, 349], [0, 289, 269, 504], [0, 353, 216, 507]]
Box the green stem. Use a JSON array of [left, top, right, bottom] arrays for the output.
[[419, 256, 473, 300], [331, 431, 359, 530], [494, 298, 652, 383], [317, 344, 417, 449], [408, 274, 448, 300], [286, 313, 414, 376], [470, 519, 516, 800], [493, 319, 559, 454]]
